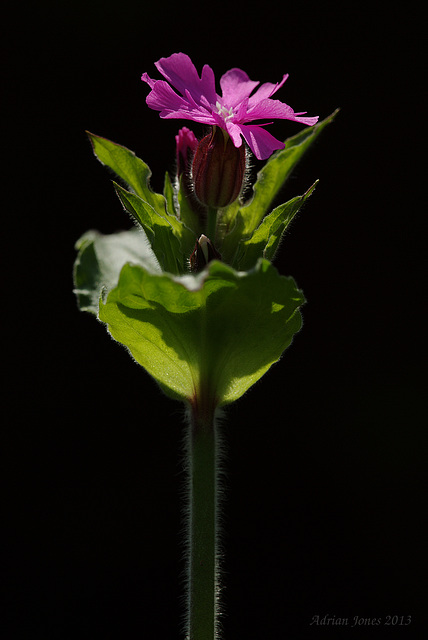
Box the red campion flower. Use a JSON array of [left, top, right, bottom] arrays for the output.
[[142, 52, 318, 160]]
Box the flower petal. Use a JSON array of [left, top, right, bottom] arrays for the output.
[[141, 72, 156, 90], [236, 124, 285, 160], [233, 97, 250, 122], [219, 68, 259, 108], [161, 107, 218, 125], [142, 77, 217, 124], [290, 114, 319, 126], [225, 121, 244, 148], [155, 52, 217, 105], [245, 98, 318, 126], [248, 74, 289, 106], [144, 79, 189, 113]]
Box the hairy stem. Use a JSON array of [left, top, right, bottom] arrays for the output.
[[184, 400, 221, 639], [206, 207, 218, 243]]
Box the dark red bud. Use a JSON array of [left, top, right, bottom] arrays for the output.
[[192, 127, 246, 208], [189, 234, 221, 272]]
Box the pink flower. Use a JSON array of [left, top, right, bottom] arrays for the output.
[[142, 53, 318, 161]]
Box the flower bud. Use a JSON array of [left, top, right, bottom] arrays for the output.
[[175, 126, 198, 178], [192, 126, 246, 208], [189, 234, 221, 272]]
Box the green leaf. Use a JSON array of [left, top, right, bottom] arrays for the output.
[[236, 182, 318, 270], [176, 175, 203, 238], [87, 131, 168, 217], [73, 227, 160, 315], [163, 171, 178, 217], [220, 110, 338, 259], [99, 259, 305, 405], [114, 183, 189, 274]]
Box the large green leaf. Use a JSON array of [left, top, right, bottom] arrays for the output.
[[99, 259, 305, 405], [73, 227, 160, 315]]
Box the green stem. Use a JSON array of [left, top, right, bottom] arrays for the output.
[[206, 207, 218, 243], [185, 401, 220, 639]]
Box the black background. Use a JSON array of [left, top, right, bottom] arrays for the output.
[[3, 1, 426, 638]]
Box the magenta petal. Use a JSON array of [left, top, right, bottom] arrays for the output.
[[143, 79, 216, 124], [200, 64, 218, 104], [155, 53, 199, 94], [160, 100, 218, 125], [245, 98, 319, 126], [220, 68, 259, 108], [248, 74, 289, 106], [292, 114, 319, 126], [225, 121, 244, 148], [161, 108, 218, 125], [141, 72, 156, 90], [234, 97, 250, 122], [237, 124, 285, 160], [145, 79, 189, 113], [155, 52, 217, 105], [245, 98, 297, 121]]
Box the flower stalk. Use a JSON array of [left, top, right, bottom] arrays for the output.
[[206, 207, 218, 243], [185, 398, 222, 640]]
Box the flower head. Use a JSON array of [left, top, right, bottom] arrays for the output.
[[142, 53, 318, 160]]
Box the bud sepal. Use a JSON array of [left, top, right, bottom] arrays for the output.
[[189, 234, 222, 272], [192, 126, 246, 209]]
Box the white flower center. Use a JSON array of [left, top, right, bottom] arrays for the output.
[[216, 101, 234, 122]]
